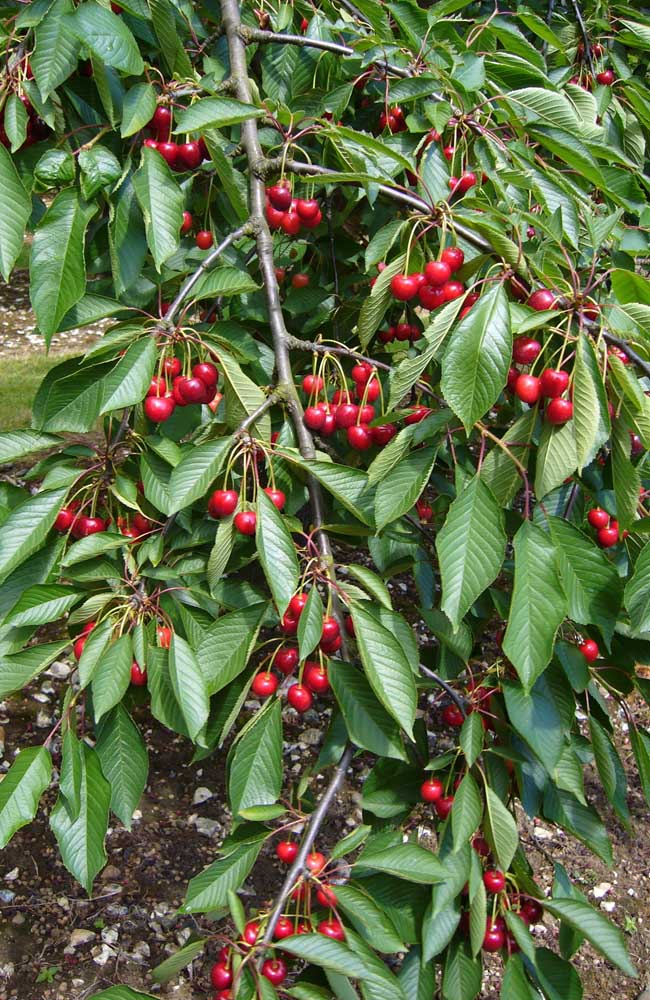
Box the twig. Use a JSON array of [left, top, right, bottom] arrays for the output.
[[165, 222, 252, 324], [260, 745, 355, 947], [420, 663, 468, 716], [570, 0, 595, 79], [602, 330, 650, 379], [110, 407, 132, 448], [234, 388, 283, 435], [241, 26, 413, 79]]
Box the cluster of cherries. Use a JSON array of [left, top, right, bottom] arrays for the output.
[[70, 621, 172, 688], [207, 482, 285, 536], [54, 500, 111, 538], [144, 356, 219, 423], [389, 247, 467, 310], [179, 210, 214, 250], [142, 105, 210, 171], [507, 333, 573, 424], [302, 365, 397, 451], [586, 507, 628, 549], [378, 103, 408, 134], [265, 182, 322, 234], [570, 43, 615, 88]]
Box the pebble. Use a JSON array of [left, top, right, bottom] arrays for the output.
[[124, 940, 150, 964], [4, 868, 18, 882], [35, 710, 52, 728], [101, 865, 122, 881], [192, 786, 214, 805], [92, 942, 117, 966], [192, 817, 222, 838], [11, 913, 25, 926], [300, 728, 322, 746], [47, 661, 72, 679], [101, 926, 119, 945], [0, 964, 14, 981], [66, 928, 96, 950], [592, 881, 612, 899], [0, 891, 15, 904], [600, 900, 616, 912], [533, 826, 554, 840]]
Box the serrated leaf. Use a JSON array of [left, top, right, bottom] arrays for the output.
[[480, 409, 536, 506], [229, 699, 282, 816], [96, 705, 148, 830], [151, 939, 206, 984], [0, 486, 68, 584], [3, 584, 78, 627], [535, 419, 578, 498], [452, 773, 483, 851], [50, 744, 111, 894], [133, 146, 184, 271], [436, 475, 506, 629], [167, 437, 232, 514], [207, 515, 235, 594], [572, 332, 610, 471], [460, 713, 484, 767], [483, 786, 518, 871], [173, 98, 265, 132], [503, 674, 568, 773], [0, 142, 31, 283], [0, 639, 69, 699], [502, 521, 567, 690], [31, 0, 79, 100], [280, 935, 375, 979], [612, 419, 640, 532], [422, 904, 461, 961], [350, 602, 416, 739], [542, 898, 636, 977], [0, 429, 62, 464], [297, 586, 324, 660], [255, 489, 300, 617], [288, 456, 374, 526], [441, 284, 512, 432], [375, 447, 436, 532], [0, 746, 51, 849], [121, 82, 157, 137], [387, 298, 463, 410], [181, 841, 263, 912], [505, 87, 580, 131], [329, 661, 407, 761], [61, 532, 129, 567], [91, 633, 133, 722], [347, 565, 392, 609], [100, 337, 157, 415], [66, 1, 144, 75], [190, 266, 260, 300], [197, 603, 268, 695], [169, 634, 209, 743], [79, 145, 122, 199], [442, 939, 482, 1000], [625, 539, 650, 634], [354, 842, 445, 883], [218, 349, 271, 439], [358, 254, 406, 351]]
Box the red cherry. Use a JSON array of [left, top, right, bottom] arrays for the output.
[[75, 515, 107, 537], [631, 433, 644, 457], [54, 508, 75, 532], [352, 362, 373, 383], [157, 141, 179, 168], [336, 403, 360, 428], [506, 367, 519, 393], [296, 198, 320, 221], [195, 230, 214, 250], [210, 963, 232, 990], [545, 398, 573, 424], [443, 280, 465, 301], [442, 703, 464, 726], [262, 959, 287, 986], [208, 489, 238, 518], [360, 379, 380, 402], [178, 141, 202, 169], [597, 69, 614, 85], [281, 209, 302, 236], [192, 362, 218, 387], [435, 795, 454, 820], [163, 356, 181, 377], [587, 508, 609, 529], [418, 284, 446, 310], [378, 327, 396, 343], [394, 323, 412, 342], [416, 500, 433, 522], [424, 260, 452, 286], [73, 635, 87, 660], [404, 406, 432, 425], [371, 424, 397, 446], [301, 207, 322, 229], [321, 617, 340, 643], [512, 336, 542, 365], [540, 368, 569, 398], [347, 424, 372, 450], [157, 625, 172, 648], [441, 246, 464, 272], [302, 374, 324, 394], [304, 404, 327, 430], [289, 592, 308, 618], [262, 487, 285, 511], [288, 683, 313, 712], [180, 210, 193, 234], [304, 662, 330, 693], [420, 777, 443, 802], [359, 404, 376, 423], [143, 138, 158, 151], [144, 395, 175, 422], [472, 834, 491, 856], [291, 272, 310, 289], [579, 638, 599, 662], [274, 647, 298, 675], [251, 671, 278, 697], [455, 171, 476, 194], [276, 839, 299, 863], [242, 921, 260, 946], [266, 203, 286, 229], [234, 511, 257, 535], [281, 611, 299, 635], [267, 184, 292, 211], [318, 918, 345, 940], [597, 525, 619, 548], [521, 899, 544, 923], [179, 376, 208, 403], [316, 884, 337, 907], [320, 633, 342, 654], [483, 921, 506, 952], [345, 615, 355, 637], [390, 274, 420, 301], [514, 374, 542, 405], [147, 375, 167, 397], [152, 105, 172, 136], [274, 916, 295, 940], [483, 869, 506, 893], [305, 851, 326, 874], [443, 144, 454, 160], [527, 288, 556, 311], [130, 661, 147, 686]]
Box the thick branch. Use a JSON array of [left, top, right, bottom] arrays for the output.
[[260, 744, 355, 948], [242, 26, 413, 79], [165, 222, 252, 324]]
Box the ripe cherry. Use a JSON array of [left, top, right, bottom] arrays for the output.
[[483, 869, 506, 893], [321, 617, 340, 643], [281, 611, 299, 635], [73, 635, 88, 660], [178, 141, 202, 169], [321, 633, 342, 654], [266, 203, 285, 229], [74, 515, 108, 537], [263, 488, 286, 511], [336, 403, 359, 428], [304, 662, 330, 693], [345, 615, 355, 637], [305, 850, 326, 874], [545, 398, 573, 424], [157, 141, 179, 167], [275, 647, 298, 675], [130, 661, 147, 686], [361, 378, 380, 402], [177, 376, 206, 404], [587, 508, 609, 529], [208, 489, 238, 518], [163, 356, 181, 377], [144, 395, 175, 422], [515, 374, 542, 405], [443, 280, 465, 301], [347, 424, 372, 450], [420, 777, 443, 802], [441, 246, 464, 272], [318, 918, 345, 940], [540, 368, 569, 398], [597, 525, 619, 548], [54, 508, 75, 532], [262, 959, 287, 986], [579, 638, 599, 662], [192, 361, 218, 387], [251, 671, 278, 697], [316, 884, 337, 907], [456, 171, 477, 193], [195, 230, 214, 250], [424, 260, 452, 286], [274, 916, 295, 940], [390, 274, 419, 301], [152, 105, 172, 136], [404, 406, 432, 425], [302, 374, 324, 394], [147, 375, 167, 398], [512, 336, 541, 365], [291, 272, 310, 289], [472, 835, 491, 857], [520, 898, 544, 923], [419, 284, 446, 310], [416, 500, 433, 522], [483, 921, 506, 953], [242, 921, 261, 946], [304, 405, 327, 430], [442, 703, 464, 726], [528, 288, 556, 311], [288, 683, 313, 712], [443, 144, 454, 161], [289, 592, 308, 618], [435, 795, 454, 820], [296, 198, 320, 221], [234, 511, 257, 535], [210, 963, 232, 990], [281, 208, 302, 236], [359, 404, 376, 423], [352, 362, 373, 383], [180, 210, 193, 234], [267, 184, 292, 211], [597, 69, 614, 85], [371, 424, 397, 446], [276, 839, 299, 863]]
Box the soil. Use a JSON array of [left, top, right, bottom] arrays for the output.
[[0, 279, 648, 1000]]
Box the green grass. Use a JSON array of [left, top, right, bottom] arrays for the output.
[[0, 352, 77, 431]]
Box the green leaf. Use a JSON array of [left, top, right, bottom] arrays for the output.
[[148, 0, 193, 77], [630, 728, 650, 805], [181, 841, 263, 912], [502, 521, 567, 690], [452, 773, 483, 851], [96, 705, 148, 830], [460, 713, 484, 767], [31, 0, 79, 100], [66, 1, 144, 74], [572, 332, 610, 471], [350, 602, 417, 739], [197, 603, 268, 695], [505, 87, 580, 131], [0, 142, 31, 283], [190, 266, 260, 300], [358, 254, 406, 351], [611, 419, 640, 533], [347, 565, 392, 609], [329, 661, 407, 761], [422, 905, 461, 961], [30, 190, 94, 341], [218, 349, 271, 439], [542, 898, 636, 978], [228, 699, 282, 816], [374, 447, 436, 532], [483, 786, 519, 872], [167, 437, 232, 514], [535, 419, 577, 499], [79, 145, 122, 200], [91, 633, 133, 722], [354, 842, 445, 883], [61, 532, 129, 567], [173, 97, 265, 131], [442, 939, 482, 1000], [133, 146, 184, 271], [4, 95, 28, 153], [207, 515, 235, 594], [387, 299, 463, 410], [0, 429, 62, 464], [479, 409, 537, 506], [0, 746, 51, 849], [169, 634, 209, 743], [0, 640, 69, 698], [625, 540, 650, 634], [333, 885, 405, 953], [0, 486, 68, 584], [436, 475, 506, 629], [287, 456, 374, 526], [151, 939, 207, 984], [50, 744, 111, 894], [441, 284, 512, 431], [88, 989, 155, 999], [121, 82, 158, 137], [256, 489, 300, 618], [501, 954, 539, 999], [280, 935, 374, 980], [100, 337, 157, 415], [297, 586, 324, 660], [3, 584, 79, 627]]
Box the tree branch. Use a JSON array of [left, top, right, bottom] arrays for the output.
[[234, 388, 284, 435], [570, 0, 595, 79], [241, 26, 413, 79], [602, 330, 650, 380], [165, 222, 253, 324], [260, 744, 355, 948], [419, 663, 468, 716]]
